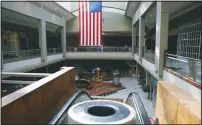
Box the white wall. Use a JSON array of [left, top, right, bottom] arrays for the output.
[[66, 12, 132, 33]]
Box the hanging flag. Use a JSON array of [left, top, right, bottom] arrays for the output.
[[79, 1, 102, 46]]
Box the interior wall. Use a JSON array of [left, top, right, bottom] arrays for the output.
[[66, 12, 132, 33]]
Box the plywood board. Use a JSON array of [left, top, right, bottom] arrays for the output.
[[2, 67, 76, 124], [155, 81, 201, 124]]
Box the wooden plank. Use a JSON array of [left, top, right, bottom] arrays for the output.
[[155, 81, 201, 124], [2, 67, 76, 124]]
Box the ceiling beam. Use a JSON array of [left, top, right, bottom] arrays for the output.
[[125, 1, 131, 16], [132, 2, 153, 25]]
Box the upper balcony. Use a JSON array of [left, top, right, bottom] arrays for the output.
[[2, 46, 132, 64]]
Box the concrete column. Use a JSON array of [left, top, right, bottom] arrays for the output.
[[38, 19, 47, 62], [155, 2, 169, 78], [139, 16, 145, 62], [61, 24, 66, 57], [146, 71, 151, 86], [132, 25, 136, 56], [1, 53, 3, 70], [136, 62, 138, 79]]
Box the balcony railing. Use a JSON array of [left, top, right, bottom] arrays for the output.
[[3, 49, 41, 64], [3, 47, 62, 64], [134, 46, 139, 54], [47, 47, 62, 56], [165, 53, 201, 84], [143, 49, 155, 63], [67, 46, 132, 52]]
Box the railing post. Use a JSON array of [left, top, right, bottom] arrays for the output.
[[142, 47, 145, 58], [53, 48, 56, 54], [2, 53, 3, 69], [163, 50, 167, 67], [188, 59, 196, 81]]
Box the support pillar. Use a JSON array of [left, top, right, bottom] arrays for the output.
[[146, 71, 151, 86], [38, 19, 47, 62], [155, 2, 169, 78], [139, 16, 145, 62], [136, 62, 138, 79], [132, 24, 136, 56], [61, 24, 66, 57]]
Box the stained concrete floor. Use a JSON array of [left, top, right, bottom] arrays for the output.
[[91, 77, 156, 117]]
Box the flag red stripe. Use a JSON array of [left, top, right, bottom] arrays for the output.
[[100, 12, 102, 45]]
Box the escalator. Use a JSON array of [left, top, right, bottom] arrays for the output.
[[49, 91, 152, 124]]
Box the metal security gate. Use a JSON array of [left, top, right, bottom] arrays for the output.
[[177, 22, 201, 60]]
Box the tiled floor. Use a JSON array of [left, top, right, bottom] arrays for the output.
[[91, 77, 155, 117]]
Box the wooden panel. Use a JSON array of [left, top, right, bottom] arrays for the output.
[[155, 81, 201, 124], [2, 67, 76, 124]]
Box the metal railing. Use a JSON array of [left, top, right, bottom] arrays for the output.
[[67, 46, 132, 52], [165, 53, 201, 84], [3, 49, 41, 63], [47, 47, 62, 56], [134, 46, 139, 54], [143, 49, 155, 63]]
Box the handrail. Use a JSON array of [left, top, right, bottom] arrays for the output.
[[165, 53, 201, 83], [144, 49, 155, 53], [126, 92, 151, 124], [48, 91, 92, 124], [165, 53, 201, 62]]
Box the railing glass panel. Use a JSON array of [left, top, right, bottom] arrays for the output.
[[143, 49, 155, 63], [67, 47, 132, 52], [3, 49, 41, 63], [165, 53, 201, 84]]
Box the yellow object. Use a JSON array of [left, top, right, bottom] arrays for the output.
[[155, 81, 201, 124], [2, 90, 7, 93], [94, 67, 103, 83]]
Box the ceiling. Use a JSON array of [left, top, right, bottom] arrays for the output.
[[2, 8, 60, 32], [144, 1, 199, 29], [1, 1, 140, 32], [2, 1, 200, 33], [56, 1, 140, 17]]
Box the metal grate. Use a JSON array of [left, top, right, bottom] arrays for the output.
[[177, 22, 201, 60]]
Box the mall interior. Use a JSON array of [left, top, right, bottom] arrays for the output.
[[1, 1, 201, 124]]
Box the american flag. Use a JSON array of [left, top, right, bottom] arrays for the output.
[[79, 1, 102, 46]]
